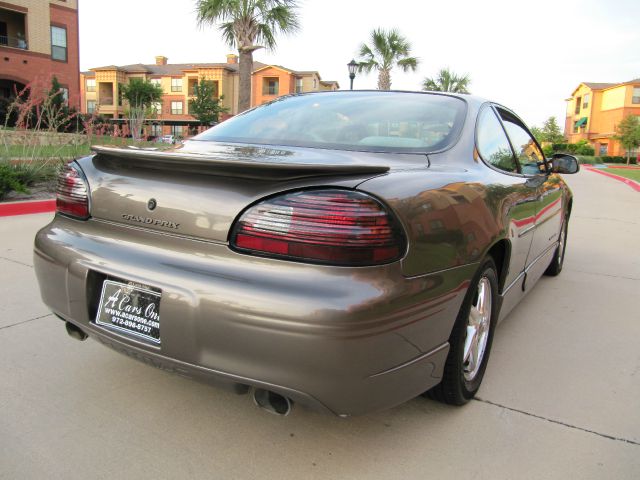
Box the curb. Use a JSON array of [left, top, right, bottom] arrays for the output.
[[583, 166, 640, 192], [0, 199, 56, 217]]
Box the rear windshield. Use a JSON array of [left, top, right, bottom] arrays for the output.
[[194, 91, 466, 153]]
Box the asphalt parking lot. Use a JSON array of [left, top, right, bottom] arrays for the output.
[[1, 170, 638, 479]]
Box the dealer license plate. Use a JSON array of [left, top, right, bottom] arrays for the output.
[[95, 280, 161, 344]]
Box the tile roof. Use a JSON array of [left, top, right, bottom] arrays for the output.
[[583, 82, 616, 90], [90, 61, 270, 75]]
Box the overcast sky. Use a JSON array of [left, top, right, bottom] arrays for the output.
[[78, 0, 639, 127]]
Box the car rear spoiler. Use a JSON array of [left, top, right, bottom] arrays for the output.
[[91, 145, 390, 180]]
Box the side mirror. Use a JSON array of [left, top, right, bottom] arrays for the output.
[[551, 154, 580, 174]]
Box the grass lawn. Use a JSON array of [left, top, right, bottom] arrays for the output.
[[602, 168, 640, 183]]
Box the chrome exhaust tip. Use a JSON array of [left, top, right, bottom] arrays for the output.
[[65, 321, 88, 341], [253, 389, 293, 416]]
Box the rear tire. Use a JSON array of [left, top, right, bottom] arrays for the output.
[[426, 257, 499, 405], [544, 220, 567, 277]]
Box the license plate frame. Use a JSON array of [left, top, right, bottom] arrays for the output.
[[95, 280, 162, 344]]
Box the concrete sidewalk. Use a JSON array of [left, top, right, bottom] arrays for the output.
[[1, 170, 638, 479]]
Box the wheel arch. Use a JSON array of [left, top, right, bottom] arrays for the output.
[[485, 238, 511, 294]]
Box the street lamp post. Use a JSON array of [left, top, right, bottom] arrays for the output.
[[347, 59, 357, 90]]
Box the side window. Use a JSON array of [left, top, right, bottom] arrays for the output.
[[498, 110, 545, 175], [477, 107, 518, 173]]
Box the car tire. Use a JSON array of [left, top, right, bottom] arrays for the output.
[[544, 220, 568, 277], [426, 257, 499, 405]]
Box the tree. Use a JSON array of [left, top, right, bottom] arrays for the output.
[[195, 0, 300, 113], [189, 78, 228, 125], [540, 116, 565, 143], [422, 68, 470, 94], [356, 28, 419, 90], [120, 79, 163, 140], [613, 115, 640, 165]]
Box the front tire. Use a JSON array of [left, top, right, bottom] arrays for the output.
[[544, 220, 568, 276], [427, 257, 499, 405]]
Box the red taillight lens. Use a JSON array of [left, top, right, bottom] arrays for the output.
[[230, 189, 406, 266], [56, 163, 90, 219]]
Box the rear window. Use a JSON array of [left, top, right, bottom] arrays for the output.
[[194, 91, 466, 153]]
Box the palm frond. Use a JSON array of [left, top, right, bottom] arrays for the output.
[[355, 27, 419, 86]]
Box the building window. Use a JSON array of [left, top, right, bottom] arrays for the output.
[[263, 78, 279, 95], [87, 100, 96, 114], [61, 87, 69, 105], [171, 125, 183, 136], [633, 87, 640, 104], [150, 78, 162, 87], [150, 124, 162, 137], [313, 78, 317, 89], [574, 96, 581, 114], [295, 77, 303, 93], [86, 78, 96, 92], [152, 102, 162, 115], [171, 101, 183, 115], [51, 26, 67, 62], [582, 93, 589, 109], [171, 78, 182, 92]]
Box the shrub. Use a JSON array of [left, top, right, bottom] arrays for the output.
[[575, 155, 602, 165], [601, 155, 637, 164], [551, 141, 595, 156], [0, 163, 30, 199]]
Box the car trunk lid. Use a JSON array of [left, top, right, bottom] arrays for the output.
[[80, 142, 425, 243]]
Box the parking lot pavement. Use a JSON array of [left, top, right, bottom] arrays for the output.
[[1, 170, 638, 480]]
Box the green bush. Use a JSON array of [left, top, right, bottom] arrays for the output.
[[0, 161, 62, 200], [0, 163, 30, 200], [575, 155, 602, 165], [601, 155, 637, 164], [551, 141, 595, 156]]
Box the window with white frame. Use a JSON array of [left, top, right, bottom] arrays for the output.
[[87, 100, 96, 114], [582, 93, 590, 109], [171, 101, 183, 114], [150, 78, 162, 87], [152, 102, 162, 115], [51, 26, 67, 61], [171, 78, 182, 92], [151, 124, 162, 137], [633, 87, 640, 104], [86, 78, 96, 92], [171, 125, 183, 136], [295, 77, 303, 93]]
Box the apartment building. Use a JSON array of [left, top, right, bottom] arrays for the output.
[[565, 79, 640, 156], [0, 0, 80, 108], [80, 55, 339, 137]]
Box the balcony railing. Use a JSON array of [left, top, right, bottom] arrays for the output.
[[0, 35, 28, 50], [99, 98, 114, 106]]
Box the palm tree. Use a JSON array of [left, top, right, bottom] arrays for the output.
[[195, 0, 300, 113], [356, 28, 419, 91], [422, 68, 471, 94]]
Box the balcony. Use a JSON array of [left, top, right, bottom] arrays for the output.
[[0, 8, 27, 50], [0, 35, 27, 50]]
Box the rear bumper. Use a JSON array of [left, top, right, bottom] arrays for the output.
[[34, 216, 475, 416]]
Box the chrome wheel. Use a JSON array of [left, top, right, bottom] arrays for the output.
[[557, 224, 566, 267], [463, 276, 492, 382]]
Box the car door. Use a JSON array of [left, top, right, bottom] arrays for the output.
[[497, 108, 563, 288], [476, 105, 539, 300]]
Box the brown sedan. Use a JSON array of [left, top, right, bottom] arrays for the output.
[[34, 91, 578, 416]]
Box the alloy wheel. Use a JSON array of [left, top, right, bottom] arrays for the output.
[[463, 276, 492, 382]]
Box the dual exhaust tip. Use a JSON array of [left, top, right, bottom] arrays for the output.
[[64, 321, 293, 416]]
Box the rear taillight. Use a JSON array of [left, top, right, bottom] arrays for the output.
[[230, 189, 406, 266], [56, 163, 90, 219]]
